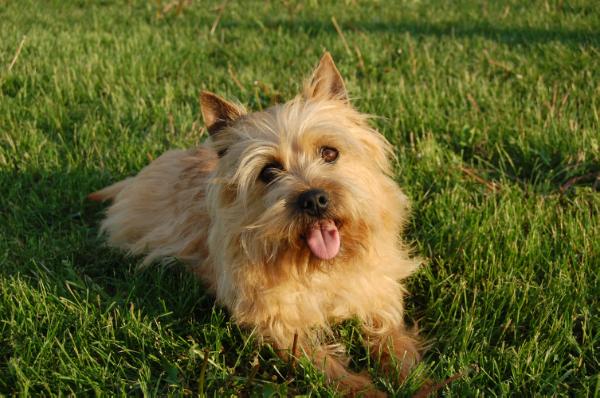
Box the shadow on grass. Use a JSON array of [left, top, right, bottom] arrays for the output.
[[219, 18, 600, 47], [442, 134, 600, 193]]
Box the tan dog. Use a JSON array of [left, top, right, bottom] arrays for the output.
[[91, 53, 421, 396]]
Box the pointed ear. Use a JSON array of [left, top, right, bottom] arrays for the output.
[[200, 91, 244, 136], [304, 52, 347, 101]]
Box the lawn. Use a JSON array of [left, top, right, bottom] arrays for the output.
[[1, 0, 599, 396]]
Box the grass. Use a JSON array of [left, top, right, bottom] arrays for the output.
[[1, 0, 599, 396]]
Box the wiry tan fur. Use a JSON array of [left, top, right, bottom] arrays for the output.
[[92, 53, 422, 396]]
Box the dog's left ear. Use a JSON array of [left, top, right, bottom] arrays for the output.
[[200, 91, 245, 136], [304, 52, 348, 101]]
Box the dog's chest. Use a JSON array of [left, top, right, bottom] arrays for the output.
[[262, 267, 402, 325]]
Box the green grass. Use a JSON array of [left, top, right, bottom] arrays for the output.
[[1, 0, 599, 396]]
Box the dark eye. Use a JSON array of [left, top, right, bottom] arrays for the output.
[[259, 162, 284, 184], [320, 146, 339, 163]]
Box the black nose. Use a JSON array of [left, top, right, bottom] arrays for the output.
[[296, 189, 329, 217]]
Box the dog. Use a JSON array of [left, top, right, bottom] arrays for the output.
[[90, 53, 422, 396]]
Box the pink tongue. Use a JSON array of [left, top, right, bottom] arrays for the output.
[[306, 220, 340, 260]]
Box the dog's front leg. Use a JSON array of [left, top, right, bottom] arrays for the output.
[[299, 342, 386, 397], [364, 322, 421, 384], [271, 334, 385, 397]]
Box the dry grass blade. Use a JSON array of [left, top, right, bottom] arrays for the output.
[[287, 332, 299, 379], [7, 36, 26, 72], [460, 166, 500, 192], [228, 64, 245, 92], [161, 0, 191, 15], [413, 364, 479, 398], [466, 93, 481, 112], [559, 172, 600, 194], [210, 0, 229, 35], [331, 17, 352, 56], [198, 348, 210, 397], [354, 46, 366, 72]]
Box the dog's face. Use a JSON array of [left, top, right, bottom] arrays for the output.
[[202, 54, 406, 272]]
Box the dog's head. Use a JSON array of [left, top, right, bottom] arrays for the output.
[[202, 53, 408, 273]]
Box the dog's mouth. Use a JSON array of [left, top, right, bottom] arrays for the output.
[[304, 219, 341, 260]]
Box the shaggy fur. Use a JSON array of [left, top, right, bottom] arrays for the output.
[[91, 53, 421, 396]]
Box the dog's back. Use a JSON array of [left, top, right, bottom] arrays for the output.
[[91, 147, 217, 284]]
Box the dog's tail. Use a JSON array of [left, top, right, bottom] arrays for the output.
[[88, 179, 131, 202]]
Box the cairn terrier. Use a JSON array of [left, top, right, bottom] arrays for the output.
[[91, 53, 421, 396]]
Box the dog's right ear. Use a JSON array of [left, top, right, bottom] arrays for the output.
[[200, 91, 245, 136]]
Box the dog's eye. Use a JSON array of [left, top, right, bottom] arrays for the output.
[[320, 146, 339, 163], [259, 162, 284, 184]]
